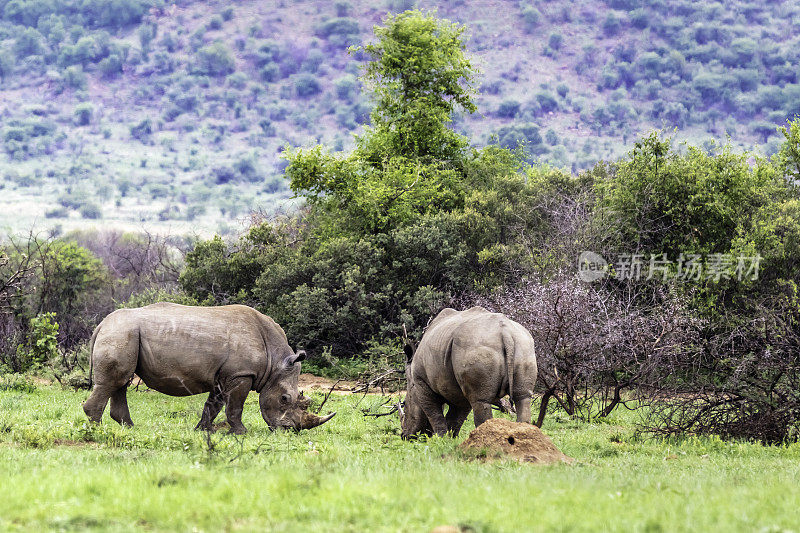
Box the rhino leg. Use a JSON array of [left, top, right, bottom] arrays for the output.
[[84, 328, 138, 424], [513, 395, 532, 425], [109, 387, 134, 427], [444, 403, 471, 437], [195, 385, 225, 431], [415, 382, 448, 436], [83, 384, 117, 423], [224, 377, 253, 435], [471, 400, 493, 428]]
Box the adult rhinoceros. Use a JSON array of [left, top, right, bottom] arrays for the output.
[[83, 302, 334, 434], [401, 306, 537, 439]]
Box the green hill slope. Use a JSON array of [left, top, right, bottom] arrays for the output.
[[1, 0, 798, 234]]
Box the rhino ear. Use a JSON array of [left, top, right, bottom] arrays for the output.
[[403, 344, 414, 364], [288, 350, 307, 366]]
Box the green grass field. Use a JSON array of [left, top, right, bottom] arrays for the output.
[[1, 380, 799, 532]]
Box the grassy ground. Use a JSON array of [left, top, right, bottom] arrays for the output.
[[1, 380, 799, 532]]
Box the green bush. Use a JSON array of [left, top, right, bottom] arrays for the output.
[[495, 123, 542, 150], [208, 15, 223, 30], [496, 99, 521, 118], [302, 49, 325, 73], [536, 91, 558, 112], [602, 12, 623, 37], [130, 118, 152, 141], [520, 5, 541, 33], [79, 203, 102, 219], [315, 17, 359, 40], [294, 73, 321, 97], [594, 132, 791, 256], [548, 32, 564, 50], [194, 41, 235, 76], [334, 74, 358, 102], [61, 66, 87, 90], [73, 103, 94, 126], [13, 28, 44, 58], [259, 63, 280, 82], [227, 71, 248, 89]]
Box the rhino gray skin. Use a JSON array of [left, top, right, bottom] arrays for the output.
[[401, 306, 537, 439], [82, 302, 335, 434]]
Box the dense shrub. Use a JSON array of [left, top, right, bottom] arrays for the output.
[[520, 5, 541, 33], [294, 73, 322, 97], [334, 74, 358, 102], [73, 103, 93, 126], [194, 41, 235, 76], [496, 99, 521, 118], [315, 17, 360, 47], [495, 123, 542, 150]]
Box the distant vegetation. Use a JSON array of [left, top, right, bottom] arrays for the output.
[[0, 0, 799, 232]]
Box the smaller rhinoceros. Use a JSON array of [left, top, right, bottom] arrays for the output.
[[401, 306, 537, 439], [83, 303, 334, 434]]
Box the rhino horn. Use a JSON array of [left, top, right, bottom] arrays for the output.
[[299, 410, 336, 430]]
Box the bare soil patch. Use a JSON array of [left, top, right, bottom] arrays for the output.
[[458, 418, 573, 465], [298, 373, 356, 392]]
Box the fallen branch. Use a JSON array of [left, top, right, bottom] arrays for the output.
[[315, 378, 344, 414]]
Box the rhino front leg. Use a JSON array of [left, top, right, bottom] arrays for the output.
[[445, 403, 471, 437], [195, 385, 225, 431], [415, 382, 448, 436], [224, 377, 253, 435]]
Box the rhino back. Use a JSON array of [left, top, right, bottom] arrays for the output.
[[411, 308, 496, 400], [413, 307, 532, 402], [98, 303, 278, 396]]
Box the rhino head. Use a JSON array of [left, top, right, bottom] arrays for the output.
[[400, 343, 432, 440], [259, 350, 336, 431]]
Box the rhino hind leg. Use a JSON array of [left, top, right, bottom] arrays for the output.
[[471, 400, 493, 429], [195, 386, 225, 431], [109, 387, 134, 426], [513, 395, 532, 425], [223, 377, 253, 435], [83, 385, 116, 423]]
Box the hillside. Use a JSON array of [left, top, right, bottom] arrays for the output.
[[1, 0, 798, 235]]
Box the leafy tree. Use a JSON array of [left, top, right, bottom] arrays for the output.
[[595, 132, 788, 257], [354, 10, 476, 162], [13, 27, 44, 59], [778, 118, 800, 183], [181, 11, 546, 360]]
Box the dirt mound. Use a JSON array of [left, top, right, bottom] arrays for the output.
[[458, 418, 572, 465]]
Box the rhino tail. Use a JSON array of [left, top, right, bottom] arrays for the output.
[[87, 324, 100, 390], [501, 323, 515, 409]]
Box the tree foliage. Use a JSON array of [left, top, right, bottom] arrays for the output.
[[181, 11, 553, 361]]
